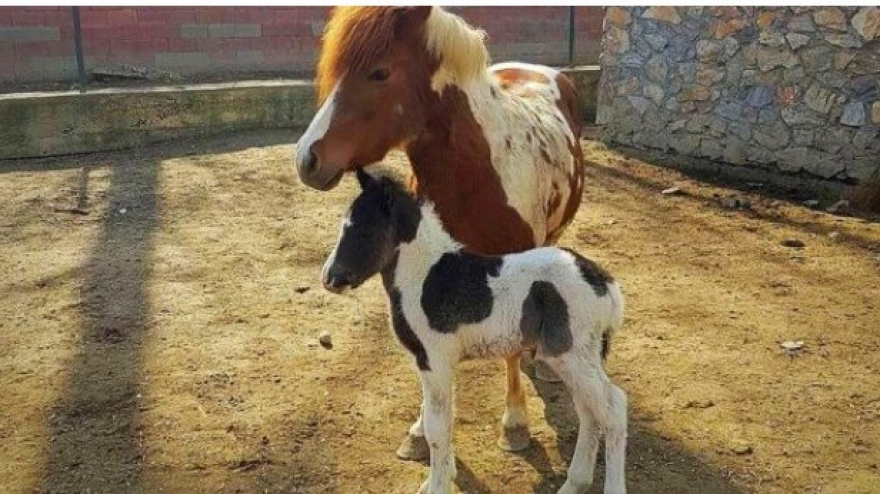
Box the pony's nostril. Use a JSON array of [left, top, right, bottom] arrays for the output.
[[304, 147, 318, 173]]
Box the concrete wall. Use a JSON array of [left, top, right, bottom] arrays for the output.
[[597, 7, 880, 183], [0, 81, 314, 158], [0, 6, 604, 84]]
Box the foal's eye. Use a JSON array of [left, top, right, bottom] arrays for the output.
[[368, 67, 390, 82]]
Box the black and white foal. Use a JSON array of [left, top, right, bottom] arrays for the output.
[[322, 170, 627, 494]]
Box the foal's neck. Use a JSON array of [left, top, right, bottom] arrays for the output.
[[382, 204, 460, 291]]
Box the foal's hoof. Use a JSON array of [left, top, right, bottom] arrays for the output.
[[533, 360, 563, 383], [556, 479, 590, 494], [497, 425, 531, 452], [396, 433, 430, 462]]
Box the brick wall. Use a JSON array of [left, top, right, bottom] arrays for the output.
[[0, 7, 77, 82], [0, 6, 604, 84]]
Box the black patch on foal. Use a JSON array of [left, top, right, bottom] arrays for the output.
[[520, 281, 572, 356], [421, 252, 503, 333], [561, 248, 613, 297], [390, 289, 430, 371], [382, 252, 430, 371], [601, 331, 611, 361]]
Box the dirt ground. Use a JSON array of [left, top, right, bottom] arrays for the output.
[[1, 130, 878, 494]]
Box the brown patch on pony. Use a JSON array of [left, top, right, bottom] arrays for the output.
[[316, 7, 431, 103], [553, 72, 583, 142], [540, 147, 552, 164], [545, 72, 585, 242], [494, 67, 551, 90], [407, 86, 535, 255], [547, 188, 562, 217]]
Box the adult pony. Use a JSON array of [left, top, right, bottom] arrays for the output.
[[294, 6, 585, 457]]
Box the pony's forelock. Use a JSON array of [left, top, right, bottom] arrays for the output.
[[316, 7, 400, 103], [316, 7, 490, 103]]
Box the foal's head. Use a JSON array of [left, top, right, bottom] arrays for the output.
[[322, 170, 421, 293], [295, 6, 489, 190]]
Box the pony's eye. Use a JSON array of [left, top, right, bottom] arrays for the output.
[[368, 68, 390, 82]]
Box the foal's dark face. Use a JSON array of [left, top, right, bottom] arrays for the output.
[[321, 172, 399, 293]]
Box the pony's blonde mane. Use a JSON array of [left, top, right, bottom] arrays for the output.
[[424, 8, 490, 91], [316, 7, 490, 102]]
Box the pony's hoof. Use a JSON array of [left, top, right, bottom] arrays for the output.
[[497, 425, 531, 452], [533, 360, 563, 383], [396, 433, 430, 462]]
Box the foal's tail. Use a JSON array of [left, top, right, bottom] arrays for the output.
[[601, 281, 625, 361]]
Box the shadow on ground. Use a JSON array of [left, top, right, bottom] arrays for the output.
[[35, 131, 297, 492]]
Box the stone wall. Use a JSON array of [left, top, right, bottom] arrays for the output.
[[597, 7, 880, 183]]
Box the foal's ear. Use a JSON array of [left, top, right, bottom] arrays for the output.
[[355, 168, 375, 190]]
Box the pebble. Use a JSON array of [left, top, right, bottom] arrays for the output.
[[721, 197, 751, 210], [319, 331, 333, 349], [731, 443, 753, 455], [781, 340, 805, 355], [781, 238, 805, 248], [684, 399, 715, 409], [661, 187, 682, 195], [802, 199, 820, 208], [828, 232, 840, 240], [826, 199, 849, 214]]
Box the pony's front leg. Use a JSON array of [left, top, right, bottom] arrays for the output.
[[418, 366, 456, 494], [397, 400, 430, 461]]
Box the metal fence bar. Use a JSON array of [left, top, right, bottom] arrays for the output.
[[567, 6, 576, 66], [71, 6, 87, 91]]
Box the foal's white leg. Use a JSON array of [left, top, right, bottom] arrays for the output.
[[603, 384, 628, 494], [418, 367, 456, 494], [551, 356, 628, 494]]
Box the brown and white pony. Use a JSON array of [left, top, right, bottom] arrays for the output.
[[295, 6, 585, 458]]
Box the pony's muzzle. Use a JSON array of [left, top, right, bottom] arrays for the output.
[[295, 144, 345, 191]]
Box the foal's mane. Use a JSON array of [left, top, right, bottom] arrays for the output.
[[316, 7, 490, 102]]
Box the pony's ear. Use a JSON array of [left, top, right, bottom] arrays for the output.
[[355, 168, 375, 190]]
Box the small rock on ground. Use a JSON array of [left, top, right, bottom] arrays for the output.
[[662, 187, 683, 195], [731, 443, 754, 455], [319, 331, 333, 349], [826, 199, 849, 214], [721, 197, 752, 210]]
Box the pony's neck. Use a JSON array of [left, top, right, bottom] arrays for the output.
[[406, 81, 497, 185], [386, 202, 460, 290]]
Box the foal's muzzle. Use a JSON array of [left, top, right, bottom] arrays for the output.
[[322, 271, 351, 294]]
